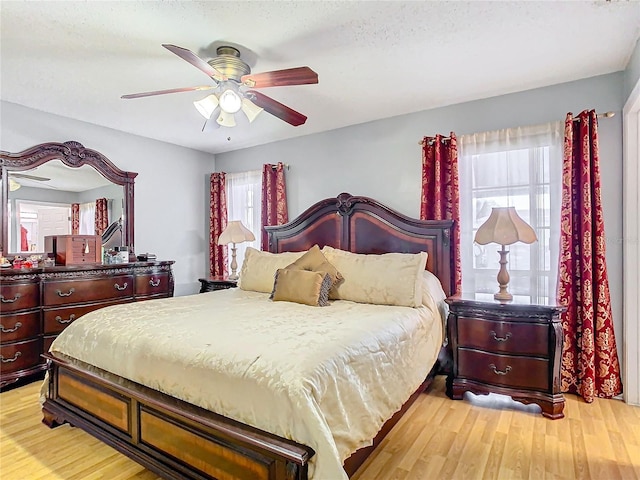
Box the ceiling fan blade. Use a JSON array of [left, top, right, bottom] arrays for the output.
[[121, 85, 214, 99], [241, 67, 318, 88], [10, 173, 51, 181], [162, 44, 227, 81], [245, 90, 307, 126]]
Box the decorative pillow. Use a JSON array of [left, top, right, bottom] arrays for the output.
[[271, 269, 332, 306], [321, 246, 428, 307], [284, 244, 343, 288], [238, 247, 306, 293]]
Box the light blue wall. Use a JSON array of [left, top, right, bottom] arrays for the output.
[[216, 72, 625, 366], [1, 101, 217, 295]]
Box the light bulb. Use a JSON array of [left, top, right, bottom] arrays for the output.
[[219, 89, 242, 114]]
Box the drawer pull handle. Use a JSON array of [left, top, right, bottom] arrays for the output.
[[55, 314, 76, 325], [0, 322, 22, 333], [149, 278, 160, 287], [489, 363, 512, 376], [0, 293, 22, 303], [490, 331, 512, 342], [56, 288, 75, 297], [1, 352, 21, 363], [114, 282, 128, 291]]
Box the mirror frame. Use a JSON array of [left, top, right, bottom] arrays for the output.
[[0, 141, 137, 256]]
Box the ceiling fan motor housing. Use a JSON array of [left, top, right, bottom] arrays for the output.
[[208, 46, 250, 82]]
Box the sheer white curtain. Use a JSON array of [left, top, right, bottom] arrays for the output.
[[78, 202, 95, 235], [226, 170, 262, 271], [459, 121, 563, 304]]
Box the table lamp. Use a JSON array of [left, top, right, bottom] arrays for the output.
[[217, 221, 255, 280], [474, 207, 537, 302]]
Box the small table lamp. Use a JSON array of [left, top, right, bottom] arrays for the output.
[[474, 207, 537, 302], [217, 221, 256, 280]]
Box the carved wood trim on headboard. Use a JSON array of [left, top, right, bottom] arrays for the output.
[[265, 193, 455, 297]]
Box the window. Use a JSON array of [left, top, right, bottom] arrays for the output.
[[459, 122, 563, 304], [226, 170, 261, 269]]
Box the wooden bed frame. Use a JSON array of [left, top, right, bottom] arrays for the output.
[[42, 193, 454, 480]]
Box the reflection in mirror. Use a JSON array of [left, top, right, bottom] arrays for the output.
[[1, 141, 137, 257], [8, 161, 124, 252]]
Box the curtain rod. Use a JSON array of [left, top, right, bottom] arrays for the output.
[[572, 111, 615, 121], [271, 163, 290, 170], [418, 111, 616, 145], [418, 136, 452, 146]]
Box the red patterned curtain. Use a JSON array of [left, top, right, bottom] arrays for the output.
[[94, 198, 108, 236], [261, 163, 288, 250], [210, 172, 228, 277], [420, 133, 461, 294], [557, 110, 622, 402], [71, 203, 80, 235]]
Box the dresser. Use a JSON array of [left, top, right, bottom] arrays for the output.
[[0, 261, 174, 389], [445, 295, 566, 419]]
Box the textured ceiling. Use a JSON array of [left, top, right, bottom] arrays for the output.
[[1, 1, 639, 155]]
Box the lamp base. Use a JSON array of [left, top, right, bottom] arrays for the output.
[[495, 245, 513, 302], [494, 290, 513, 302]]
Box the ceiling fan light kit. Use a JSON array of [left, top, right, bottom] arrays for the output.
[[193, 94, 219, 119], [122, 44, 318, 130]]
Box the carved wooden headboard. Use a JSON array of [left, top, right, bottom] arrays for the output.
[[265, 193, 454, 297]]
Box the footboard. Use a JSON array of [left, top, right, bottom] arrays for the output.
[[42, 352, 314, 480]]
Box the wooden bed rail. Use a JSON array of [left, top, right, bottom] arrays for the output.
[[42, 352, 314, 480]]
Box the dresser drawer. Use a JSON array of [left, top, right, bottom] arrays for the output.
[[457, 316, 549, 357], [0, 283, 39, 313], [0, 311, 40, 343], [135, 272, 170, 297], [43, 335, 56, 354], [43, 299, 130, 335], [458, 348, 549, 391], [0, 338, 41, 374], [43, 275, 134, 306]]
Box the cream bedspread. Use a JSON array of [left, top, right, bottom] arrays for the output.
[[49, 288, 444, 480]]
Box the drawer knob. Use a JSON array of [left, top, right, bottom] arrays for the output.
[[56, 288, 75, 297], [490, 331, 511, 342], [55, 314, 76, 325], [114, 282, 128, 291], [489, 363, 512, 376], [0, 322, 22, 333], [0, 293, 22, 303], [149, 278, 160, 287], [1, 351, 22, 363]]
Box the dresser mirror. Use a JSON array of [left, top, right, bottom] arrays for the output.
[[0, 141, 137, 257]]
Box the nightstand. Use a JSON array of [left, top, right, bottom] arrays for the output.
[[445, 294, 567, 419], [198, 276, 238, 293]]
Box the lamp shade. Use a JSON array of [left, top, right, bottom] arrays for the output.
[[217, 220, 256, 245], [194, 94, 219, 119], [216, 110, 236, 127], [241, 97, 263, 123], [474, 207, 537, 246], [9, 178, 21, 191]]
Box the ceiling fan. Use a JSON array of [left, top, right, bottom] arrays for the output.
[[8, 172, 51, 191], [122, 44, 318, 129]]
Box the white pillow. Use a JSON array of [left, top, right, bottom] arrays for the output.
[[321, 246, 428, 307], [421, 270, 449, 330], [238, 247, 306, 293]]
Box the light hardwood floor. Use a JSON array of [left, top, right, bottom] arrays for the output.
[[1, 376, 639, 480]]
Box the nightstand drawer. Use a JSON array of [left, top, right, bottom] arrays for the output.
[[458, 348, 549, 391], [457, 316, 549, 357]]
